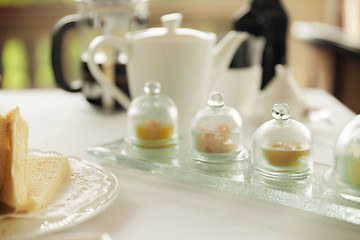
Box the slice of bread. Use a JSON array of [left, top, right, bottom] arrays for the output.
[[0, 115, 8, 190], [26, 156, 71, 212], [0, 107, 29, 212], [0, 107, 71, 213]]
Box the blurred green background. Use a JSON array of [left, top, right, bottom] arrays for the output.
[[0, 0, 76, 89], [0, 0, 220, 89]]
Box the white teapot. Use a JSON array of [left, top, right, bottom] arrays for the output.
[[88, 13, 248, 135]]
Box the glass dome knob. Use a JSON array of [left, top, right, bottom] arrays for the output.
[[144, 81, 161, 95], [272, 103, 290, 120], [207, 92, 224, 107]]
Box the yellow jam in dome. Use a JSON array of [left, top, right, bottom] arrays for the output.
[[136, 121, 174, 141], [195, 125, 236, 154], [339, 146, 360, 187], [263, 142, 310, 168]]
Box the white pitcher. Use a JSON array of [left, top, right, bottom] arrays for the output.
[[87, 13, 248, 135]]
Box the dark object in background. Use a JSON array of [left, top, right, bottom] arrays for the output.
[[51, 15, 139, 111], [230, 0, 288, 89], [51, 0, 148, 113]]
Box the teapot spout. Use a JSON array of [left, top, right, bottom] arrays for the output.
[[212, 31, 249, 90]]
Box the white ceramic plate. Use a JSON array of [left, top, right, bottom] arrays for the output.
[[0, 150, 120, 240]]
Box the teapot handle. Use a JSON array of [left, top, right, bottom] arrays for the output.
[[51, 14, 90, 92], [87, 35, 131, 110]]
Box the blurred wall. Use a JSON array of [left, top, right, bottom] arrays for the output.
[[1, 0, 358, 99]]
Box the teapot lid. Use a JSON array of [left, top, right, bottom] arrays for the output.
[[129, 13, 216, 41]]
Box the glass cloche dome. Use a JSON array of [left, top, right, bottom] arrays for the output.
[[126, 81, 179, 149], [324, 115, 360, 202], [251, 103, 313, 179], [189, 92, 248, 164]]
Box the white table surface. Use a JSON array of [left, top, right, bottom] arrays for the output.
[[0, 88, 359, 240]]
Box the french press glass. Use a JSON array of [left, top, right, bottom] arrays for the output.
[[51, 0, 148, 112]]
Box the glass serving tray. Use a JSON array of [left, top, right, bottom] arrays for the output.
[[86, 139, 360, 225]]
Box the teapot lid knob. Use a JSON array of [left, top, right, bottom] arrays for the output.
[[161, 13, 183, 33]]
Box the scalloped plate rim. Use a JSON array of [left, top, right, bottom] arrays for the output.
[[0, 149, 120, 239]]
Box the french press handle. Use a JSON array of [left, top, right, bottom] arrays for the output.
[[51, 14, 91, 92]]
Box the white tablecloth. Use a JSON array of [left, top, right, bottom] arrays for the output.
[[0, 88, 359, 240]]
